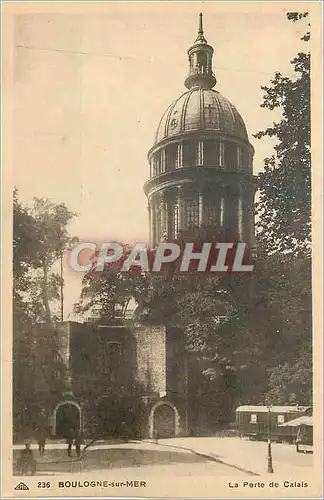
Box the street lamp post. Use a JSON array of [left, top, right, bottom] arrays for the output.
[[267, 403, 274, 473]]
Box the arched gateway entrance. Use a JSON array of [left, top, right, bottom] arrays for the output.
[[52, 401, 82, 438], [149, 401, 180, 438]]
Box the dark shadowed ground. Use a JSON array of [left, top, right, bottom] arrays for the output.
[[13, 446, 209, 475]]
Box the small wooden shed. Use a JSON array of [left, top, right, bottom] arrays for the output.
[[236, 405, 311, 442], [279, 415, 313, 452]]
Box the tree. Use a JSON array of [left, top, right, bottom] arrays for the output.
[[74, 250, 151, 323], [247, 12, 312, 405], [14, 193, 77, 324], [254, 12, 310, 255], [29, 197, 77, 323], [13, 191, 78, 439]]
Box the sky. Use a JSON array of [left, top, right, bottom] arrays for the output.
[[12, 2, 310, 318]]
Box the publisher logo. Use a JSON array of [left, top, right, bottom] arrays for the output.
[[14, 482, 29, 491]]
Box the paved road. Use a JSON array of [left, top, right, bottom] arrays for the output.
[[13, 436, 313, 477], [159, 437, 313, 476], [13, 441, 251, 477]]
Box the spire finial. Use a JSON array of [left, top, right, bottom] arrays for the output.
[[198, 13, 204, 36], [184, 13, 216, 90], [195, 12, 207, 43]]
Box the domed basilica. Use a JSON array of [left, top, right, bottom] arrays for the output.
[[31, 15, 258, 443], [144, 14, 256, 249]]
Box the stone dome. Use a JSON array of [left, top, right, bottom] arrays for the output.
[[154, 87, 248, 146], [145, 14, 257, 250]]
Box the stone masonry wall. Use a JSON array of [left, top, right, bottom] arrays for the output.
[[134, 324, 166, 395]]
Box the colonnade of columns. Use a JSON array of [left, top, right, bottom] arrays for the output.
[[148, 184, 252, 246], [150, 140, 250, 177]]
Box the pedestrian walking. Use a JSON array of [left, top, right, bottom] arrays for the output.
[[36, 428, 46, 456], [153, 428, 159, 444], [17, 443, 37, 475], [66, 428, 75, 457], [121, 421, 128, 441], [74, 430, 82, 458]]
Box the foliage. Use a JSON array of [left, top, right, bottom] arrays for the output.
[[251, 12, 312, 405], [13, 190, 77, 439], [14, 192, 77, 323], [266, 345, 312, 406], [74, 254, 151, 323], [75, 238, 312, 414], [254, 12, 310, 255]]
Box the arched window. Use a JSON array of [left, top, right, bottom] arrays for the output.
[[205, 203, 218, 226], [204, 139, 220, 167], [165, 144, 177, 171], [153, 152, 162, 176], [224, 142, 238, 169], [182, 140, 199, 167], [184, 200, 198, 229]]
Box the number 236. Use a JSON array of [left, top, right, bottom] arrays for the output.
[[37, 482, 51, 488]]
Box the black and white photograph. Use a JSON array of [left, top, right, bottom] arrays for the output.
[[2, 1, 323, 498]]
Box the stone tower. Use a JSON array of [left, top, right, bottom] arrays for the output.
[[144, 14, 257, 249]]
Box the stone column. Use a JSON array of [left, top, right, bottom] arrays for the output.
[[177, 143, 183, 168], [237, 145, 242, 170], [152, 196, 158, 246], [198, 191, 204, 226], [238, 191, 243, 240], [173, 199, 179, 240], [220, 193, 225, 228], [163, 193, 169, 239], [178, 186, 185, 234], [198, 140, 204, 166], [161, 148, 166, 173], [219, 141, 224, 167], [155, 193, 162, 243], [159, 192, 167, 240]]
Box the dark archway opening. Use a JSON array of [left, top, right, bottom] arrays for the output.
[[153, 404, 176, 438], [56, 404, 80, 438]]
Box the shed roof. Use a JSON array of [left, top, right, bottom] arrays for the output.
[[236, 405, 311, 414], [279, 415, 313, 427]]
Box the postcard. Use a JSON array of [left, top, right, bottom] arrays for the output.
[[1, 1, 323, 498]]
